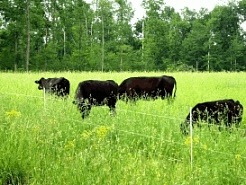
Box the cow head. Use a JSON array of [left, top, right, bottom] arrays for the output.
[[35, 77, 46, 90]]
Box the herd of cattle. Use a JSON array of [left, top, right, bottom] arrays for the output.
[[35, 76, 244, 135]]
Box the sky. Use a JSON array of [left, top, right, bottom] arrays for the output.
[[129, 0, 246, 29], [130, 0, 228, 23], [85, 0, 245, 29]]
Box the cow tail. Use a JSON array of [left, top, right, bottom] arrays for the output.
[[173, 80, 177, 98]]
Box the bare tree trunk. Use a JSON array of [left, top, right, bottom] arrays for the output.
[[52, 0, 56, 44], [26, 0, 30, 72], [142, 20, 146, 70], [45, 26, 48, 70], [234, 59, 237, 71], [63, 27, 66, 55], [101, 16, 104, 72], [120, 51, 123, 71], [14, 33, 18, 71], [79, 20, 82, 63], [84, 14, 88, 39], [90, 22, 93, 48]]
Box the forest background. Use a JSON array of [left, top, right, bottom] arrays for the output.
[[1, 0, 246, 72]]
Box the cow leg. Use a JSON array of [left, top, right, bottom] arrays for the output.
[[109, 106, 116, 116], [81, 105, 91, 119], [226, 112, 232, 127], [128, 91, 137, 104], [108, 97, 116, 116], [78, 102, 91, 119], [167, 97, 175, 104], [215, 113, 225, 132], [160, 90, 167, 99]]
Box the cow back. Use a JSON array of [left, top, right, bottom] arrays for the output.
[[75, 80, 118, 103], [189, 99, 243, 124], [181, 99, 243, 135], [118, 77, 161, 98]]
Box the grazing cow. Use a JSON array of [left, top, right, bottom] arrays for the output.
[[73, 80, 118, 119], [180, 99, 243, 135], [35, 77, 70, 97], [118, 75, 177, 101]]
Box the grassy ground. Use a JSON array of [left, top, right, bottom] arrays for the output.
[[0, 71, 246, 184]]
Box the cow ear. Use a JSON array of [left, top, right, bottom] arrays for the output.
[[39, 77, 45, 82], [35, 80, 39, 84]]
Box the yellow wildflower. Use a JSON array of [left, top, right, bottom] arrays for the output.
[[96, 126, 110, 139], [81, 130, 92, 139], [65, 140, 75, 150], [32, 126, 40, 133], [194, 136, 199, 144], [203, 144, 208, 150], [5, 110, 21, 118], [184, 136, 191, 145], [235, 154, 241, 161], [184, 136, 199, 145]]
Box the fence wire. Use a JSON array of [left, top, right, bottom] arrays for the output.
[[1, 91, 246, 167]]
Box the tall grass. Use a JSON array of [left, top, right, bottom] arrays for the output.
[[0, 71, 246, 184]]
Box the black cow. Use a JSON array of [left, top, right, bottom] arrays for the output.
[[73, 80, 118, 119], [180, 99, 244, 135], [35, 77, 70, 97], [118, 75, 177, 101]]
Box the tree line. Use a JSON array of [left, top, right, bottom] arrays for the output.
[[0, 0, 246, 72]]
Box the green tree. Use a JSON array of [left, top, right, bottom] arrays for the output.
[[70, 0, 93, 70], [180, 8, 210, 71], [0, 0, 245, 72], [90, 0, 115, 71], [207, 3, 241, 71], [0, 0, 26, 70], [142, 0, 169, 70], [162, 6, 183, 69], [111, 0, 134, 71]]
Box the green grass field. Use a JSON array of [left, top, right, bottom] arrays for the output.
[[0, 71, 246, 184]]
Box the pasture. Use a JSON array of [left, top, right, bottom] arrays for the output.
[[0, 71, 246, 184]]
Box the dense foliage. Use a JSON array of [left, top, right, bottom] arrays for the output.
[[0, 0, 246, 71]]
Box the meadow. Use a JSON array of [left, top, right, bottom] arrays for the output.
[[0, 71, 246, 184]]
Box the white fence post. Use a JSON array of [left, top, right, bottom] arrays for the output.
[[189, 107, 193, 171]]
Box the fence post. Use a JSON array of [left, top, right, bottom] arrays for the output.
[[189, 107, 193, 171]]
